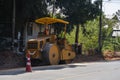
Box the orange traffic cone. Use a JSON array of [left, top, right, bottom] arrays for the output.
[[26, 53, 32, 72]]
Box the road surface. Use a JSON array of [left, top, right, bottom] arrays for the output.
[[0, 61, 120, 80]]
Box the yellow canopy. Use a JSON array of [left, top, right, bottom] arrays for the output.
[[35, 17, 69, 24]]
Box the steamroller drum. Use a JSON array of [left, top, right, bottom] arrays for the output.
[[42, 43, 60, 65]]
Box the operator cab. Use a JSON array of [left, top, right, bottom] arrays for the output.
[[35, 17, 68, 44]]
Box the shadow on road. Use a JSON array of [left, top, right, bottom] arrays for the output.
[[33, 64, 87, 71], [0, 64, 86, 75], [0, 69, 26, 75]]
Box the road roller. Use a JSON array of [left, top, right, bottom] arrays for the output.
[[26, 17, 76, 65]]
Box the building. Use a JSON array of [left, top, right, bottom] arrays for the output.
[[112, 22, 120, 37]]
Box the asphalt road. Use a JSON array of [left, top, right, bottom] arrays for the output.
[[0, 61, 120, 80]]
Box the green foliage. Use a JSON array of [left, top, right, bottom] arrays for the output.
[[53, 0, 101, 45], [79, 18, 99, 50], [55, 0, 100, 30], [0, 0, 49, 37], [66, 17, 99, 50], [66, 28, 76, 44], [102, 38, 114, 51], [47, 0, 100, 23], [66, 16, 118, 52], [101, 15, 118, 52], [19, 0, 48, 21], [107, 37, 120, 52]]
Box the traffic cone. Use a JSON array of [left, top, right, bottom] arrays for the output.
[[26, 53, 32, 72]]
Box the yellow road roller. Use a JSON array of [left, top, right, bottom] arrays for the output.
[[26, 17, 76, 65]]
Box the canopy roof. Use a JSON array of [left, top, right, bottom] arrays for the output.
[[35, 17, 69, 24]]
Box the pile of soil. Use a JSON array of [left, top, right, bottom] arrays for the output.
[[103, 51, 120, 60], [0, 50, 25, 70]]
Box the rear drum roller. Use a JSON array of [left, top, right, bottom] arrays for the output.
[[42, 43, 60, 65]]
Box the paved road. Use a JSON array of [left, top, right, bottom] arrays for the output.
[[0, 61, 120, 80]]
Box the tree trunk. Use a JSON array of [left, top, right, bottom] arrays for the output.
[[75, 24, 79, 43], [98, 0, 103, 54], [75, 24, 79, 54], [12, 0, 16, 51]]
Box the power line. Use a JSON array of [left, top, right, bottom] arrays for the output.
[[103, 0, 120, 2], [103, 1, 120, 3], [103, 0, 120, 1]]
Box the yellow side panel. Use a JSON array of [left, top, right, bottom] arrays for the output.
[[60, 49, 76, 60]]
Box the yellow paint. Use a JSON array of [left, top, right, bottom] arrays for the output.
[[35, 17, 69, 24], [49, 45, 59, 65], [60, 49, 76, 60], [27, 49, 42, 59], [26, 17, 76, 65]]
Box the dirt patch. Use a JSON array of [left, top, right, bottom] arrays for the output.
[[73, 52, 120, 63], [0, 50, 120, 70], [0, 50, 25, 70], [73, 54, 104, 63]]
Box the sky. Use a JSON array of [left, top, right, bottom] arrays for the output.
[[103, 0, 120, 16], [93, 0, 120, 16]]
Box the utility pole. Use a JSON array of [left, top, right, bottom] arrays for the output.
[[12, 0, 15, 51], [98, 0, 103, 54]]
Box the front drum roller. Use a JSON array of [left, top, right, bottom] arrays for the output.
[[42, 43, 60, 65]]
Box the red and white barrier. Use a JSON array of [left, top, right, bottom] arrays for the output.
[[26, 53, 32, 72]]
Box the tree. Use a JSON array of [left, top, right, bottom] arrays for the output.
[[66, 15, 117, 53], [54, 0, 100, 44], [0, 0, 49, 38], [102, 15, 120, 51], [66, 17, 99, 52], [0, 0, 13, 37]]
